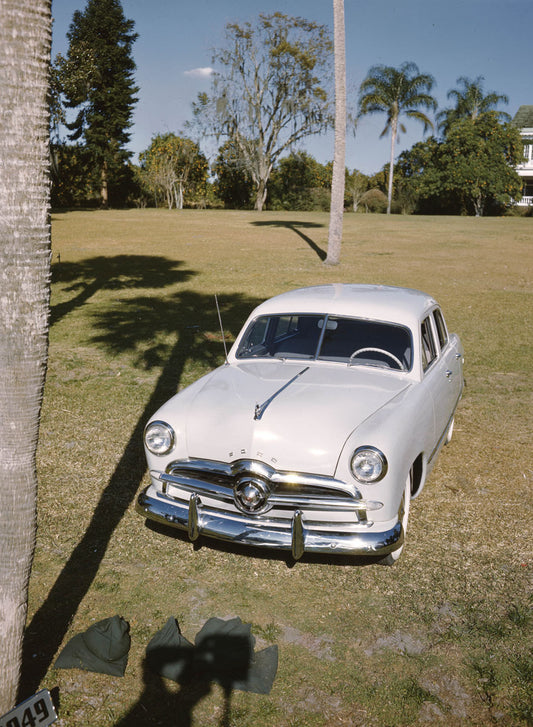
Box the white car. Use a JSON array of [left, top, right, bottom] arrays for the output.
[[137, 284, 464, 563]]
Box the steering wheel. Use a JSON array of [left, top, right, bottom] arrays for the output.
[[349, 347, 404, 370]]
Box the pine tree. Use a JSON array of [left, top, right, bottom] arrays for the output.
[[59, 0, 138, 206]]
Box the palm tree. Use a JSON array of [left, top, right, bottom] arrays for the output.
[[437, 76, 510, 135], [0, 0, 52, 711], [325, 0, 346, 265], [358, 62, 436, 214]]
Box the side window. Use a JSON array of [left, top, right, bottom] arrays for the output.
[[246, 317, 269, 347], [421, 317, 437, 371], [433, 308, 448, 350], [273, 315, 298, 340]]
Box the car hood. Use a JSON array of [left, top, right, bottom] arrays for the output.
[[180, 361, 410, 476]]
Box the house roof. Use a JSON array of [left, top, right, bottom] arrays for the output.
[[512, 106, 533, 129]]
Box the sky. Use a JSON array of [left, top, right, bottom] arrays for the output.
[[50, 0, 533, 176]]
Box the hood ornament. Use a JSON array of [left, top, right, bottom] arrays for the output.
[[254, 366, 309, 420]]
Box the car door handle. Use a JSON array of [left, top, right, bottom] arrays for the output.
[[446, 369, 453, 379]]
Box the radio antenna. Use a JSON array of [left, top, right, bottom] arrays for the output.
[[215, 294, 229, 364]]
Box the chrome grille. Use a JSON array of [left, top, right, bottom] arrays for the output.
[[159, 458, 370, 513]]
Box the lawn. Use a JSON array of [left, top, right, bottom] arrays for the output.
[[22, 209, 532, 726]]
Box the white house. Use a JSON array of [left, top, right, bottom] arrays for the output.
[[513, 106, 533, 206]]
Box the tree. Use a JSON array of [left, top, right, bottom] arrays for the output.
[[358, 62, 436, 214], [56, 0, 138, 207], [345, 168, 370, 212], [0, 0, 52, 711], [406, 113, 523, 216], [268, 152, 330, 210], [437, 76, 510, 136], [212, 140, 254, 209], [139, 134, 208, 209], [325, 0, 346, 265], [51, 143, 94, 207], [191, 13, 333, 211]]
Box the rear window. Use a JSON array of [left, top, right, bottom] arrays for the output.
[[236, 314, 413, 370]]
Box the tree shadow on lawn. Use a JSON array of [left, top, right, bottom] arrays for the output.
[[50, 255, 195, 326], [251, 220, 327, 262], [20, 260, 262, 699]]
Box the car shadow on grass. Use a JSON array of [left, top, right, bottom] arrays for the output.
[[19, 264, 262, 700], [250, 220, 327, 261], [146, 521, 379, 569]]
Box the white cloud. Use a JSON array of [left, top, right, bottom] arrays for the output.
[[183, 67, 214, 78]]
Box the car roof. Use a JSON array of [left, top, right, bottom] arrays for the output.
[[250, 284, 437, 327]]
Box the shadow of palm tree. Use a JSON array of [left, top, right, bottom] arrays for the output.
[[251, 219, 327, 261], [19, 259, 262, 698], [50, 255, 195, 326]]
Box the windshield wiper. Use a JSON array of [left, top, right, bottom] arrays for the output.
[[254, 366, 310, 420]]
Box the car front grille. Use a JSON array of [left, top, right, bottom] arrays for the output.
[[156, 458, 380, 520]]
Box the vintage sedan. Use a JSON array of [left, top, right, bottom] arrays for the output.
[[137, 284, 463, 563]]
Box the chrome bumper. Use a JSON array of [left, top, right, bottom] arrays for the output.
[[136, 487, 403, 560]]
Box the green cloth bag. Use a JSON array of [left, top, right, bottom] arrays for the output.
[[145, 616, 278, 694], [55, 615, 130, 677]]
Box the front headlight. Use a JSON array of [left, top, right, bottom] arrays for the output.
[[144, 420, 175, 455], [350, 446, 387, 483]]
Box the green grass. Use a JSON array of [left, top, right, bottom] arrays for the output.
[[23, 209, 533, 726]]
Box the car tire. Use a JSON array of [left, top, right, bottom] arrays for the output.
[[379, 469, 412, 566]]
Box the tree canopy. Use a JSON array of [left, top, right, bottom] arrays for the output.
[[268, 152, 330, 210], [56, 0, 138, 206], [437, 76, 510, 136], [358, 61, 437, 214], [398, 113, 523, 216], [190, 12, 333, 211], [212, 140, 254, 209], [139, 134, 208, 209]]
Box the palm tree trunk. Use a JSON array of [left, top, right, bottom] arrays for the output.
[[0, 0, 52, 711], [387, 114, 398, 215], [325, 0, 346, 265]]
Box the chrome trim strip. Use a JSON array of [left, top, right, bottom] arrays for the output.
[[266, 493, 376, 511], [165, 459, 361, 499], [254, 366, 310, 420], [136, 487, 403, 557], [160, 472, 235, 502]]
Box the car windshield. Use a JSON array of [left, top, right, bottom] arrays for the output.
[[236, 314, 413, 370]]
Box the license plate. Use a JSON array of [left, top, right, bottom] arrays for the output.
[[0, 690, 57, 727]]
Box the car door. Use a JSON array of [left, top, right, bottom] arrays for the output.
[[423, 309, 462, 448]]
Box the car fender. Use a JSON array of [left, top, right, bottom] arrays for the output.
[[334, 381, 435, 521]]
